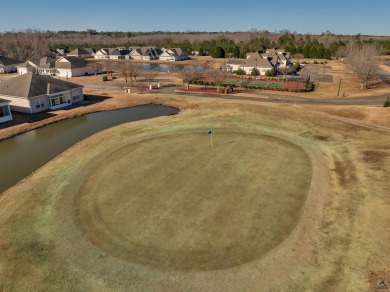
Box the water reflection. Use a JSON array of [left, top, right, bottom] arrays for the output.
[[0, 105, 178, 194]]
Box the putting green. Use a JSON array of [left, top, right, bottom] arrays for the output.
[[76, 132, 312, 270]]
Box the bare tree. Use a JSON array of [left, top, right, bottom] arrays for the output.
[[88, 61, 104, 76], [141, 70, 159, 85], [206, 69, 226, 92], [181, 69, 199, 89], [117, 62, 132, 83], [127, 63, 141, 84], [0, 29, 48, 61], [102, 61, 116, 78], [348, 44, 382, 89]]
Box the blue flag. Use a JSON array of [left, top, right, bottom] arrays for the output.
[[208, 131, 212, 135]]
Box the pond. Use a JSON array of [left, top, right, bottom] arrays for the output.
[[0, 105, 179, 194]]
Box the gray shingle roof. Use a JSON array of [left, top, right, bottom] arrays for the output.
[[0, 56, 23, 66], [68, 48, 91, 56], [55, 57, 88, 69], [0, 74, 82, 99], [227, 59, 246, 65]]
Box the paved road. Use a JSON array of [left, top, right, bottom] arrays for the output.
[[79, 82, 389, 106]]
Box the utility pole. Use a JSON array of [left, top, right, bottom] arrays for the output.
[[337, 78, 342, 96]]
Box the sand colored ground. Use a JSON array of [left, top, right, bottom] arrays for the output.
[[300, 104, 390, 128], [302, 60, 390, 98], [0, 92, 389, 291]]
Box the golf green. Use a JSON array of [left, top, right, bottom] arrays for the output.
[[76, 132, 312, 270]]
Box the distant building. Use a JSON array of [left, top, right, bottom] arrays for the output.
[[16, 57, 93, 77], [0, 56, 23, 74], [159, 48, 189, 61], [227, 51, 276, 75], [67, 48, 94, 58]]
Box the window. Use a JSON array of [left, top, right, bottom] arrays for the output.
[[50, 94, 68, 107], [36, 99, 45, 109], [0, 105, 10, 117]]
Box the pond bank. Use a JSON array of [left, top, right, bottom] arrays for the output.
[[0, 88, 184, 141]]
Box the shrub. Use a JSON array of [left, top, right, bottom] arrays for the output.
[[306, 82, 315, 92], [265, 69, 276, 77], [313, 60, 319, 64], [292, 62, 301, 72], [251, 67, 260, 76], [384, 97, 390, 107], [234, 68, 246, 75]]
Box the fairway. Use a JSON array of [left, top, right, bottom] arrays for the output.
[[76, 132, 312, 270]]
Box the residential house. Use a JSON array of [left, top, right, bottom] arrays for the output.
[[0, 56, 23, 73], [16, 57, 57, 75], [16, 61, 37, 75], [16, 57, 92, 77], [263, 48, 291, 68], [0, 74, 84, 114], [56, 48, 70, 56], [55, 56, 94, 77], [36, 57, 57, 75], [67, 48, 93, 58], [48, 49, 61, 58], [0, 99, 12, 123], [95, 49, 110, 59], [84, 48, 96, 57], [227, 51, 276, 75], [117, 49, 131, 59], [159, 48, 189, 61], [129, 47, 159, 60]]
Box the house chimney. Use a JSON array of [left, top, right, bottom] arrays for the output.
[[47, 83, 51, 95]]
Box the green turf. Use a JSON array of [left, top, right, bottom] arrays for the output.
[[76, 132, 312, 270]]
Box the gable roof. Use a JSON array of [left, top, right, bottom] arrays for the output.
[[56, 48, 70, 54], [96, 49, 109, 55], [55, 56, 88, 69], [246, 52, 273, 67], [0, 74, 82, 99], [0, 56, 23, 66], [131, 47, 157, 56], [83, 48, 96, 54], [31, 57, 56, 67], [68, 48, 91, 56]]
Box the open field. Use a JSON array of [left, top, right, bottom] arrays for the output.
[[1, 92, 390, 291]]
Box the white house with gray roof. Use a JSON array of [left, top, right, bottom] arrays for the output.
[[16, 57, 56, 75], [16, 57, 93, 77], [129, 47, 159, 60], [159, 48, 189, 61], [0, 74, 84, 114], [55, 56, 94, 77], [0, 99, 12, 123], [0, 56, 23, 73], [67, 48, 94, 58], [227, 51, 276, 75]]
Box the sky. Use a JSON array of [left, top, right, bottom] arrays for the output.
[[1, 0, 389, 36]]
